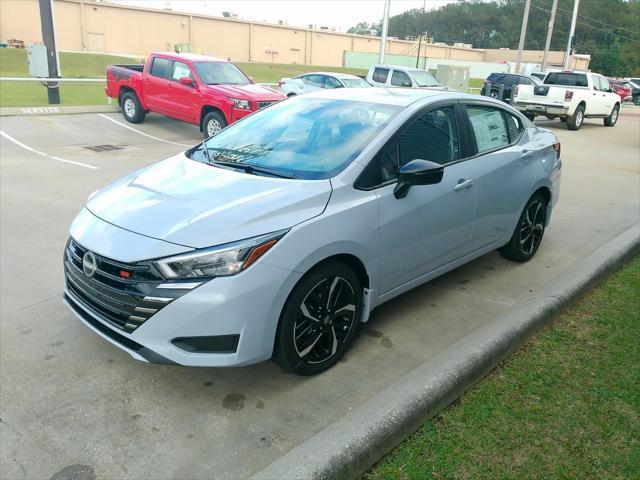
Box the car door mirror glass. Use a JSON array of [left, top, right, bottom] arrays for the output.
[[179, 76, 194, 86], [394, 159, 444, 199], [402, 80, 412, 87]]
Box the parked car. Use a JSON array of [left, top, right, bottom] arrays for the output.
[[64, 88, 561, 375], [366, 64, 445, 89], [482, 72, 542, 103], [278, 72, 371, 96], [105, 52, 285, 138], [513, 71, 620, 130], [608, 80, 631, 102], [626, 79, 640, 105]]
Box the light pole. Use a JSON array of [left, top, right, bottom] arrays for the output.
[[515, 0, 531, 74], [563, 0, 580, 70], [39, 0, 61, 104], [541, 0, 558, 71], [379, 0, 391, 63]]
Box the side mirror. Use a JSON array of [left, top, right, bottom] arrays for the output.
[[607, 87, 613, 93], [394, 159, 444, 199], [179, 76, 194, 87], [402, 80, 412, 88]]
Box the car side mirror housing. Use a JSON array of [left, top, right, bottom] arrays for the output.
[[394, 159, 444, 199], [179, 76, 194, 87], [402, 80, 412, 88]]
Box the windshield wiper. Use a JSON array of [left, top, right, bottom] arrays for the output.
[[211, 160, 295, 179]]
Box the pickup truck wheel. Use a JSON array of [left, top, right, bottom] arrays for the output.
[[567, 105, 585, 131], [604, 104, 619, 127], [202, 111, 227, 138], [121, 92, 145, 124]]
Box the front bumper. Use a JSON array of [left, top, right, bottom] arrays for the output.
[[64, 259, 302, 367]]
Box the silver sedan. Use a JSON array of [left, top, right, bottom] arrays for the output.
[[278, 72, 371, 97]]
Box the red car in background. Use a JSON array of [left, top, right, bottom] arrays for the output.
[[608, 79, 631, 102], [106, 53, 284, 137]]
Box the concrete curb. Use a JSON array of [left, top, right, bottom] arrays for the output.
[[251, 223, 640, 480], [0, 105, 119, 116]]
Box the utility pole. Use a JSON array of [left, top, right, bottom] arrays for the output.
[[541, 0, 558, 71], [378, 0, 390, 63], [38, 0, 61, 104], [515, 0, 531, 74], [563, 0, 580, 70], [415, 34, 421, 68]]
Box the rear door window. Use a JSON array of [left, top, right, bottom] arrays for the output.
[[302, 74, 325, 87], [372, 68, 390, 84], [325, 76, 343, 89], [150, 57, 171, 78], [466, 105, 510, 154], [391, 70, 412, 87]]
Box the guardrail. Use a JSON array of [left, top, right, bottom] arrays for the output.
[[0, 77, 279, 87]]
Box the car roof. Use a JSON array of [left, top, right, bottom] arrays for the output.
[[298, 72, 364, 79], [371, 64, 426, 73], [301, 87, 479, 107], [150, 52, 228, 63]]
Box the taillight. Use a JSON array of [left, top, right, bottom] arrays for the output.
[[553, 142, 561, 160], [564, 90, 573, 102]]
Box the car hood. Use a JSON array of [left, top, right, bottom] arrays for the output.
[[86, 154, 332, 249], [202, 83, 284, 101]]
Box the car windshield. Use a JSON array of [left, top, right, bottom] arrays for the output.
[[189, 97, 401, 180], [341, 77, 371, 88], [193, 62, 249, 85], [411, 71, 441, 87]]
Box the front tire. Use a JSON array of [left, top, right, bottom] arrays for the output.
[[121, 92, 145, 124], [499, 193, 548, 262], [567, 105, 585, 130], [604, 104, 619, 127], [202, 111, 227, 138], [274, 261, 362, 375]]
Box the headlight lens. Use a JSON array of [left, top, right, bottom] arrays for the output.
[[230, 97, 252, 110], [154, 229, 288, 279]]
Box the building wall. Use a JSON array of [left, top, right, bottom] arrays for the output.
[[0, 0, 589, 70]]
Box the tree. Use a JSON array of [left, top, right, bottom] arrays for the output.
[[346, 0, 640, 76]]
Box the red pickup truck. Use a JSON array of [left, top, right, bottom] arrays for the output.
[[105, 52, 284, 137]]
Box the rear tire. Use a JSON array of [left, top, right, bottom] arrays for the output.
[[274, 261, 362, 376], [604, 104, 619, 127], [499, 193, 548, 262], [566, 105, 584, 130], [121, 92, 145, 124], [202, 111, 227, 138]]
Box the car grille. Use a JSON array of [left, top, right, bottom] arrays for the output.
[[256, 100, 275, 110], [64, 238, 189, 333]]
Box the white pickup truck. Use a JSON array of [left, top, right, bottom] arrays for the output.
[[513, 71, 620, 130]]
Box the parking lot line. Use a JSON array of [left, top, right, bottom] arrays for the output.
[[97, 114, 192, 147], [0, 130, 99, 170]]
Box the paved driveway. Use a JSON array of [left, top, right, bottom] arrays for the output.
[[1, 107, 638, 479]]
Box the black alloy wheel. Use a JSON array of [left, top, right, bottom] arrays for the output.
[[499, 193, 548, 262], [274, 262, 361, 375]]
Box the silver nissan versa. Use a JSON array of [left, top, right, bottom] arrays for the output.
[[64, 88, 561, 375]]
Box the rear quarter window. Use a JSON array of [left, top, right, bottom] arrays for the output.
[[372, 68, 390, 84], [150, 57, 171, 78]]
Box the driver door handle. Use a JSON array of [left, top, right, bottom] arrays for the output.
[[454, 178, 474, 191]]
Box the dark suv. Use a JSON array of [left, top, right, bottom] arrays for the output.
[[482, 73, 542, 103]]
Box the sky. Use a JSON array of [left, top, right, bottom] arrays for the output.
[[113, 0, 456, 32]]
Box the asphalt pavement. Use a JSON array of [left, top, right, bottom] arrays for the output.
[[1, 106, 638, 479]]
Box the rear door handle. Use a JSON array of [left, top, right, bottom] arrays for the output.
[[454, 178, 474, 191]]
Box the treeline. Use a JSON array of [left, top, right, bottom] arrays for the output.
[[347, 0, 640, 77]]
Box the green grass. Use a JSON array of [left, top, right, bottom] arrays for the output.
[[366, 257, 640, 480]]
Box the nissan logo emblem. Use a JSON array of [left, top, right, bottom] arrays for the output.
[[82, 251, 98, 278]]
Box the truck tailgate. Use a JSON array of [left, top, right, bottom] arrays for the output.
[[516, 85, 568, 107]]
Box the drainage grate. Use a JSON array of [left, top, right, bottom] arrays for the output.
[[84, 144, 125, 152]]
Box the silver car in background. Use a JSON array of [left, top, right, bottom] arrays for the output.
[[278, 72, 371, 96], [63, 88, 561, 375]]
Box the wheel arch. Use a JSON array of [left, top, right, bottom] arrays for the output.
[[118, 86, 147, 110], [200, 105, 227, 132]]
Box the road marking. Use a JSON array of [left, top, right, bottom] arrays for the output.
[[97, 114, 192, 147], [0, 130, 99, 170]]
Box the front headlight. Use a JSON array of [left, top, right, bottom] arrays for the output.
[[154, 229, 288, 279], [230, 97, 252, 110]]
